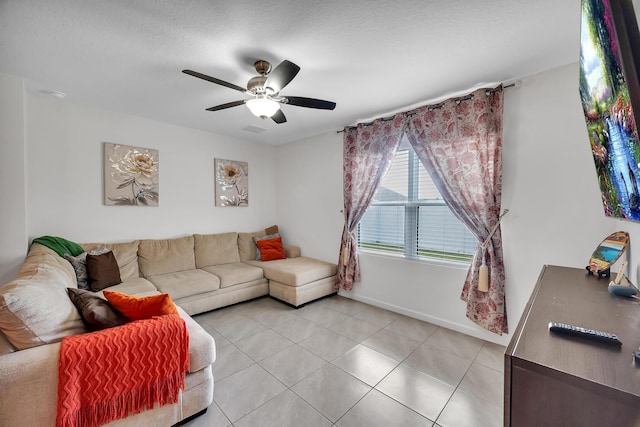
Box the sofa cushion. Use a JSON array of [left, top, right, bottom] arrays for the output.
[[0, 250, 86, 350], [87, 251, 122, 291], [147, 269, 220, 300], [255, 236, 286, 261], [103, 290, 179, 320], [238, 229, 267, 262], [67, 288, 128, 330], [247, 256, 338, 287], [81, 240, 140, 281], [264, 224, 279, 235], [283, 244, 301, 258], [138, 236, 195, 277], [201, 262, 264, 288], [194, 232, 240, 268], [64, 247, 109, 289], [254, 233, 280, 261], [100, 277, 158, 297]]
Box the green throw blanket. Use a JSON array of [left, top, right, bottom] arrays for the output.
[[32, 235, 84, 257]]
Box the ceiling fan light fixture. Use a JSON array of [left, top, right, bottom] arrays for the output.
[[246, 97, 280, 119]]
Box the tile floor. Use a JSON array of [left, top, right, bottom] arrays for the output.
[[185, 295, 505, 427]]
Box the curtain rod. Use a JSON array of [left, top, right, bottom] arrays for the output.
[[336, 81, 519, 134]]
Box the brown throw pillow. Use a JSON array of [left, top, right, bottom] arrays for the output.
[[264, 224, 279, 235], [86, 251, 122, 291], [67, 288, 128, 330]]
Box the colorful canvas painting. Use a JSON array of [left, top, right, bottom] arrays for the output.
[[104, 143, 159, 206], [215, 158, 248, 207], [580, 0, 640, 220]]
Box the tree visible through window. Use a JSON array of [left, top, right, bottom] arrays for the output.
[[358, 136, 476, 263]]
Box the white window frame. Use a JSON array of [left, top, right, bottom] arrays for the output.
[[357, 138, 476, 264]]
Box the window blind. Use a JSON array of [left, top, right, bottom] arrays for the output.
[[358, 137, 476, 263]]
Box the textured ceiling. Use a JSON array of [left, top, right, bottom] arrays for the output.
[[0, 0, 581, 145]]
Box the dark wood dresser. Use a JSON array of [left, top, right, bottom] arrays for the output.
[[504, 265, 640, 426]]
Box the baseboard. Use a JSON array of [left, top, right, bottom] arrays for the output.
[[338, 290, 508, 346]]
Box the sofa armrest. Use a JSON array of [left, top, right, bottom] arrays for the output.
[[0, 342, 60, 426], [283, 244, 301, 258], [0, 310, 216, 427], [177, 307, 216, 372]]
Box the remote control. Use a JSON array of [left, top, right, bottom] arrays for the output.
[[548, 322, 622, 346]]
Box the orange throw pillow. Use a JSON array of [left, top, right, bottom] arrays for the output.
[[103, 290, 178, 320], [256, 236, 286, 261]]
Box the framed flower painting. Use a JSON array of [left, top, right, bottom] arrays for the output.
[[215, 158, 248, 207], [104, 143, 159, 206]]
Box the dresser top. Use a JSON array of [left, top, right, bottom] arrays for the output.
[[508, 265, 640, 397]]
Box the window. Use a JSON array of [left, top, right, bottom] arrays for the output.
[[358, 136, 476, 263]]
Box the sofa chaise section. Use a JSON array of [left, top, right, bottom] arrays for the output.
[[238, 231, 338, 307]]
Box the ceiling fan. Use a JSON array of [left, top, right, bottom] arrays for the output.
[[182, 60, 336, 124]]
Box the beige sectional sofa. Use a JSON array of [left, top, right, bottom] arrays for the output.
[[0, 228, 337, 426]]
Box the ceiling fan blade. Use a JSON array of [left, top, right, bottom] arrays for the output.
[[284, 96, 336, 110], [265, 60, 300, 93], [271, 109, 287, 124], [182, 69, 247, 93], [206, 100, 247, 111]]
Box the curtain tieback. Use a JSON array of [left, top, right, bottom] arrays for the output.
[[478, 209, 509, 292]]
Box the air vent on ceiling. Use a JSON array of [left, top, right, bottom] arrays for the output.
[[242, 125, 267, 134]]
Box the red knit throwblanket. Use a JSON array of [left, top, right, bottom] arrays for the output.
[[56, 315, 190, 427]]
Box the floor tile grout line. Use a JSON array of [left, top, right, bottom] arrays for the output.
[[331, 312, 480, 425], [232, 370, 334, 427], [285, 369, 352, 425], [196, 296, 504, 427], [328, 352, 434, 422], [432, 341, 483, 422], [432, 342, 502, 424], [226, 305, 397, 424], [327, 323, 448, 424], [372, 386, 438, 425], [471, 341, 505, 374], [454, 342, 506, 407]]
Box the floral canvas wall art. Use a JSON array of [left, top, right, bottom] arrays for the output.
[[215, 158, 248, 207], [104, 143, 159, 206]]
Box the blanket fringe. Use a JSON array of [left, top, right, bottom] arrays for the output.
[[58, 372, 185, 427]]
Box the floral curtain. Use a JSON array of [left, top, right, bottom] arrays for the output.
[[336, 116, 405, 291], [405, 86, 507, 335]]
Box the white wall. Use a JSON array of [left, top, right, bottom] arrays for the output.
[[0, 74, 27, 283], [500, 63, 621, 344], [276, 63, 619, 345], [274, 132, 344, 263], [24, 95, 279, 244]]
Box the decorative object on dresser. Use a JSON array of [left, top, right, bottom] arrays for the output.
[[585, 231, 629, 279]]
